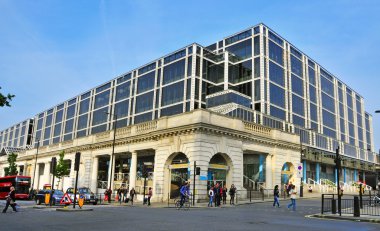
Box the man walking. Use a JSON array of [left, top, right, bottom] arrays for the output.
[[3, 186, 17, 213]]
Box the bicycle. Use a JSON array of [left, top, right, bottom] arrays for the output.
[[368, 193, 380, 207], [175, 195, 191, 211]]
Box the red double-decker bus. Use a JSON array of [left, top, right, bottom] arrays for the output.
[[0, 175, 31, 199]]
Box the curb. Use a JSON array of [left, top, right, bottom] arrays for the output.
[[56, 208, 93, 212], [307, 214, 380, 223]]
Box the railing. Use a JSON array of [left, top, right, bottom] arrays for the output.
[[114, 173, 129, 181], [243, 175, 255, 189], [97, 181, 108, 189]]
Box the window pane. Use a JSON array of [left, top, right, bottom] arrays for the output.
[[228, 60, 252, 84], [321, 93, 335, 113], [292, 94, 304, 116], [269, 40, 283, 65], [134, 112, 152, 124], [291, 74, 303, 96], [53, 123, 62, 137], [55, 110, 63, 123], [308, 67, 315, 85], [45, 114, 53, 127], [79, 99, 90, 115], [202, 60, 224, 83], [161, 81, 184, 106], [323, 109, 336, 129], [77, 114, 88, 130], [291, 56, 303, 77], [135, 91, 154, 113], [269, 61, 284, 86], [114, 100, 129, 118], [270, 84, 285, 108], [66, 105, 76, 119], [64, 119, 74, 134], [270, 106, 285, 120], [137, 71, 155, 94], [310, 103, 318, 122], [115, 82, 131, 102], [225, 39, 252, 60], [92, 107, 108, 126], [161, 104, 183, 117], [163, 59, 185, 85], [94, 91, 110, 109], [320, 76, 334, 97]]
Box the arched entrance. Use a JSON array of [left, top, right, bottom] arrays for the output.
[[281, 162, 295, 185], [208, 153, 230, 190], [168, 153, 189, 199]]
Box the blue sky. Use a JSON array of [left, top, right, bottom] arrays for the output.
[[0, 0, 379, 151]]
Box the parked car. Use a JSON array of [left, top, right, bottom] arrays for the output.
[[66, 187, 98, 205], [35, 190, 64, 205]]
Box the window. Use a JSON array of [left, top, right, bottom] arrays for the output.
[[269, 61, 284, 86], [77, 114, 88, 130], [346, 92, 353, 108], [308, 67, 315, 85], [161, 81, 184, 106], [96, 82, 111, 93], [254, 36, 260, 56], [323, 109, 336, 129], [163, 60, 185, 85], [225, 30, 251, 45], [270, 106, 285, 120], [79, 99, 90, 115], [92, 108, 108, 126], [164, 49, 186, 64], [228, 60, 252, 84], [320, 76, 334, 97], [309, 85, 317, 103], [202, 60, 224, 83], [254, 57, 260, 78], [225, 39, 252, 60], [269, 40, 283, 65], [138, 62, 156, 75], [270, 84, 285, 108], [94, 91, 110, 109], [66, 105, 76, 119], [161, 104, 183, 117], [310, 103, 318, 122], [64, 119, 74, 134], [293, 115, 305, 127], [292, 94, 304, 116], [53, 124, 61, 137], [116, 82, 131, 101], [321, 93, 335, 113], [291, 75, 303, 96], [291, 56, 303, 77], [91, 124, 107, 134], [114, 100, 129, 118], [137, 71, 155, 94], [135, 91, 154, 113], [117, 73, 131, 84], [134, 112, 152, 124], [268, 31, 284, 46]]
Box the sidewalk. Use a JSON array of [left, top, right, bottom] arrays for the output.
[[308, 213, 380, 223]]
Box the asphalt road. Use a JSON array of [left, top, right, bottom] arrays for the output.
[[0, 199, 379, 231]]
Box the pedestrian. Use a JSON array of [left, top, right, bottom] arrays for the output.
[[222, 185, 227, 205], [229, 184, 236, 205], [208, 187, 214, 207], [105, 187, 112, 203], [214, 183, 221, 207], [123, 187, 128, 203], [286, 182, 293, 197], [2, 186, 17, 213], [130, 187, 136, 205], [273, 185, 280, 208], [287, 185, 297, 211], [147, 187, 152, 206], [117, 187, 122, 202]]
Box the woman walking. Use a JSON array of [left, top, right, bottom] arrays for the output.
[[229, 184, 236, 205], [147, 187, 153, 206], [287, 185, 297, 211], [273, 185, 280, 208]]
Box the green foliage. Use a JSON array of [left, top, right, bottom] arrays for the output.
[[54, 151, 70, 179], [5, 153, 18, 176], [0, 86, 15, 107]]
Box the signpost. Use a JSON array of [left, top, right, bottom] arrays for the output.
[[297, 163, 303, 178], [73, 152, 81, 209]]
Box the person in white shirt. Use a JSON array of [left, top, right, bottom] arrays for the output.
[[287, 185, 297, 211], [208, 187, 214, 207]]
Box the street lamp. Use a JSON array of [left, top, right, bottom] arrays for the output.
[[29, 139, 40, 199], [106, 112, 118, 191]]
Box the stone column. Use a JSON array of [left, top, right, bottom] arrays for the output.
[[265, 154, 273, 189], [91, 156, 99, 193], [33, 163, 40, 189], [44, 162, 51, 186], [129, 151, 137, 190], [107, 155, 112, 189]]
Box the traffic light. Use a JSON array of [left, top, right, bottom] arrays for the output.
[[74, 152, 81, 171], [50, 157, 57, 174], [196, 167, 201, 175]]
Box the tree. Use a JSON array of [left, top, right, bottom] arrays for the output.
[[4, 153, 18, 176], [0, 86, 15, 107], [54, 151, 70, 189]]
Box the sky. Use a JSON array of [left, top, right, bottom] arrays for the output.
[[0, 0, 379, 151]]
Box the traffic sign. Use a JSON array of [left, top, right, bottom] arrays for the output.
[[297, 163, 303, 178], [45, 193, 50, 205], [60, 193, 73, 205], [78, 194, 85, 208]]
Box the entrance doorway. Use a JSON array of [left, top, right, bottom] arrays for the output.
[[281, 162, 295, 185], [207, 154, 229, 190], [169, 153, 189, 199]]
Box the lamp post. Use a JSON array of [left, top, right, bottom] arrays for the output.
[[106, 112, 118, 191], [29, 139, 40, 199], [375, 110, 379, 190]]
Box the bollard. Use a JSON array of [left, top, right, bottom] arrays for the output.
[[332, 199, 337, 214], [353, 196, 360, 217]]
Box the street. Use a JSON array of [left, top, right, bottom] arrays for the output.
[[0, 198, 379, 231]]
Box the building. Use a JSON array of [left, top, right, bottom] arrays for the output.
[[0, 23, 378, 202]]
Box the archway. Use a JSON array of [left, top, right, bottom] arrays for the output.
[[166, 152, 189, 199], [281, 162, 295, 186], [208, 153, 231, 190]]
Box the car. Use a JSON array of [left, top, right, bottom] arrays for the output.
[[35, 190, 64, 205], [66, 187, 98, 205]]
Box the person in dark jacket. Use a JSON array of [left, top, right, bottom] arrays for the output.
[[130, 187, 136, 205], [147, 187, 153, 206], [273, 185, 280, 208], [105, 188, 112, 203], [2, 186, 17, 213], [214, 183, 221, 207], [222, 185, 227, 205], [229, 184, 236, 205]]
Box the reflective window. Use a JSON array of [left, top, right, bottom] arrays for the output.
[[268, 31, 284, 46], [291, 56, 303, 77], [117, 73, 131, 84], [225, 30, 251, 45], [64, 119, 74, 134], [92, 108, 108, 126], [338, 87, 344, 103], [116, 82, 131, 102], [37, 118, 43, 130], [45, 114, 53, 127], [323, 126, 336, 138], [270, 84, 285, 108], [270, 106, 285, 120], [76, 130, 87, 138], [114, 100, 129, 118], [346, 92, 353, 108], [77, 114, 88, 130], [96, 82, 111, 93], [202, 60, 224, 83], [163, 60, 185, 85], [161, 104, 183, 117], [340, 118, 345, 133], [137, 71, 155, 94], [323, 109, 336, 129], [310, 103, 318, 122], [269, 40, 283, 65], [309, 85, 317, 103], [66, 104, 76, 119], [43, 127, 51, 140], [292, 94, 304, 116], [53, 124, 61, 137], [254, 36, 260, 56], [94, 91, 110, 109], [308, 67, 315, 85], [228, 60, 252, 84], [162, 81, 184, 106], [269, 61, 284, 86], [187, 57, 192, 77], [348, 122, 355, 137], [320, 76, 334, 97], [321, 93, 335, 113], [339, 103, 344, 117], [293, 115, 305, 127], [290, 47, 302, 59], [347, 108, 354, 123], [225, 39, 252, 60], [79, 99, 90, 115], [134, 112, 152, 124], [164, 49, 186, 64], [135, 91, 154, 113], [254, 57, 260, 78], [292, 74, 303, 96], [55, 110, 63, 123], [91, 124, 107, 134]]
